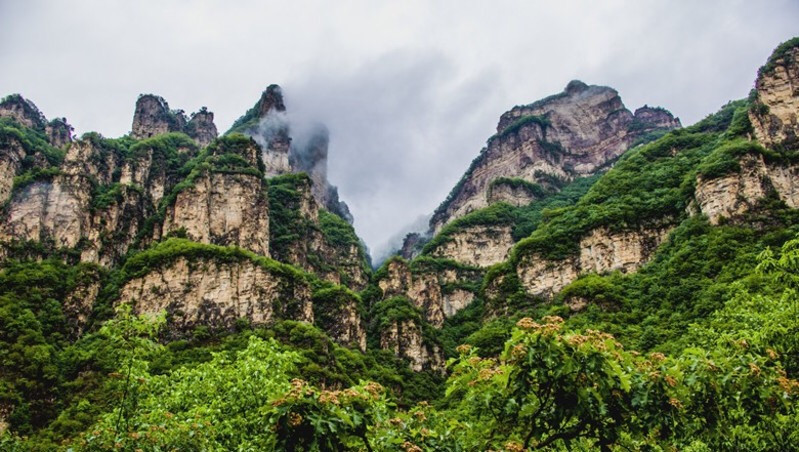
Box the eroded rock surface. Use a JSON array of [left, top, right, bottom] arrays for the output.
[[377, 259, 481, 327], [119, 257, 313, 335], [517, 225, 672, 298], [750, 43, 799, 149], [430, 225, 515, 268], [430, 81, 680, 233]]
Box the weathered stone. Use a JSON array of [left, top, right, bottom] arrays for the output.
[[379, 319, 444, 373], [118, 257, 313, 335], [377, 259, 481, 327], [430, 225, 515, 268], [186, 108, 218, 147], [750, 43, 799, 149], [517, 225, 673, 298], [431, 82, 680, 233], [694, 153, 799, 224]]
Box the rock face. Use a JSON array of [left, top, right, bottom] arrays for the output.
[[132, 94, 218, 146], [430, 225, 515, 268], [486, 180, 541, 207], [162, 139, 270, 257], [516, 224, 672, 298], [0, 134, 194, 266], [186, 108, 218, 147], [377, 258, 481, 327], [118, 256, 313, 335], [380, 319, 444, 373], [45, 118, 73, 148], [430, 81, 680, 233], [0, 138, 29, 203], [0, 94, 46, 129], [695, 153, 799, 224], [750, 41, 799, 149]]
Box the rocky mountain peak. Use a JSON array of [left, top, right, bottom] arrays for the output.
[[131, 94, 218, 146], [633, 105, 682, 130], [431, 82, 680, 233], [0, 94, 47, 130], [565, 79, 589, 94], [258, 84, 286, 117], [186, 107, 218, 147]]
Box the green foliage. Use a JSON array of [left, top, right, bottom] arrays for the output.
[[758, 36, 799, 77], [496, 114, 551, 139], [513, 130, 719, 261], [423, 175, 599, 255], [695, 139, 767, 179]]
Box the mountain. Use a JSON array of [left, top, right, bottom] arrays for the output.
[[0, 37, 798, 451]]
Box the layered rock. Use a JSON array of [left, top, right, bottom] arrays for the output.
[[118, 255, 313, 335], [131, 94, 218, 146], [516, 224, 672, 298], [312, 287, 367, 350], [380, 319, 444, 373], [0, 133, 194, 266], [486, 179, 542, 207], [161, 138, 270, 256], [750, 40, 799, 149], [429, 225, 515, 268], [377, 258, 482, 327], [0, 137, 29, 203], [45, 118, 73, 148], [694, 153, 799, 224], [430, 81, 680, 233]]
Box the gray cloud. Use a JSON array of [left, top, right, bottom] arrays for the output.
[[1, 0, 797, 255]]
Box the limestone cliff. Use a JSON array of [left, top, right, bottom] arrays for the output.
[[379, 318, 444, 373], [429, 224, 515, 268], [376, 258, 482, 327], [750, 39, 799, 149], [0, 138, 30, 203], [694, 153, 799, 224], [0, 94, 47, 130], [430, 81, 680, 233], [118, 255, 313, 336], [515, 224, 672, 298], [0, 133, 196, 266], [161, 137, 270, 257]]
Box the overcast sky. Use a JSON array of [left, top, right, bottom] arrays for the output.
[[1, 1, 797, 258]]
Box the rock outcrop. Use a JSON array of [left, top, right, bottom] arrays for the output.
[[0, 94, 47, 130], [0, 133, 195, 266], [45, 118, 73, 148], [269, 174, 369, 290], [162, 138, 270, 257], [430, 81, 680, 233], [750, 40, 799, 149], [694, 153, 799, 224], [118, 255, 314, 336], [132, 94, 218, 146], [186, 108, 218, 147], [377, 258, 482, 327], [516, 224, 672, 298], [0, 138, 29, 203], [379, 318, 444, 373], [430, 225, 515, 268]]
